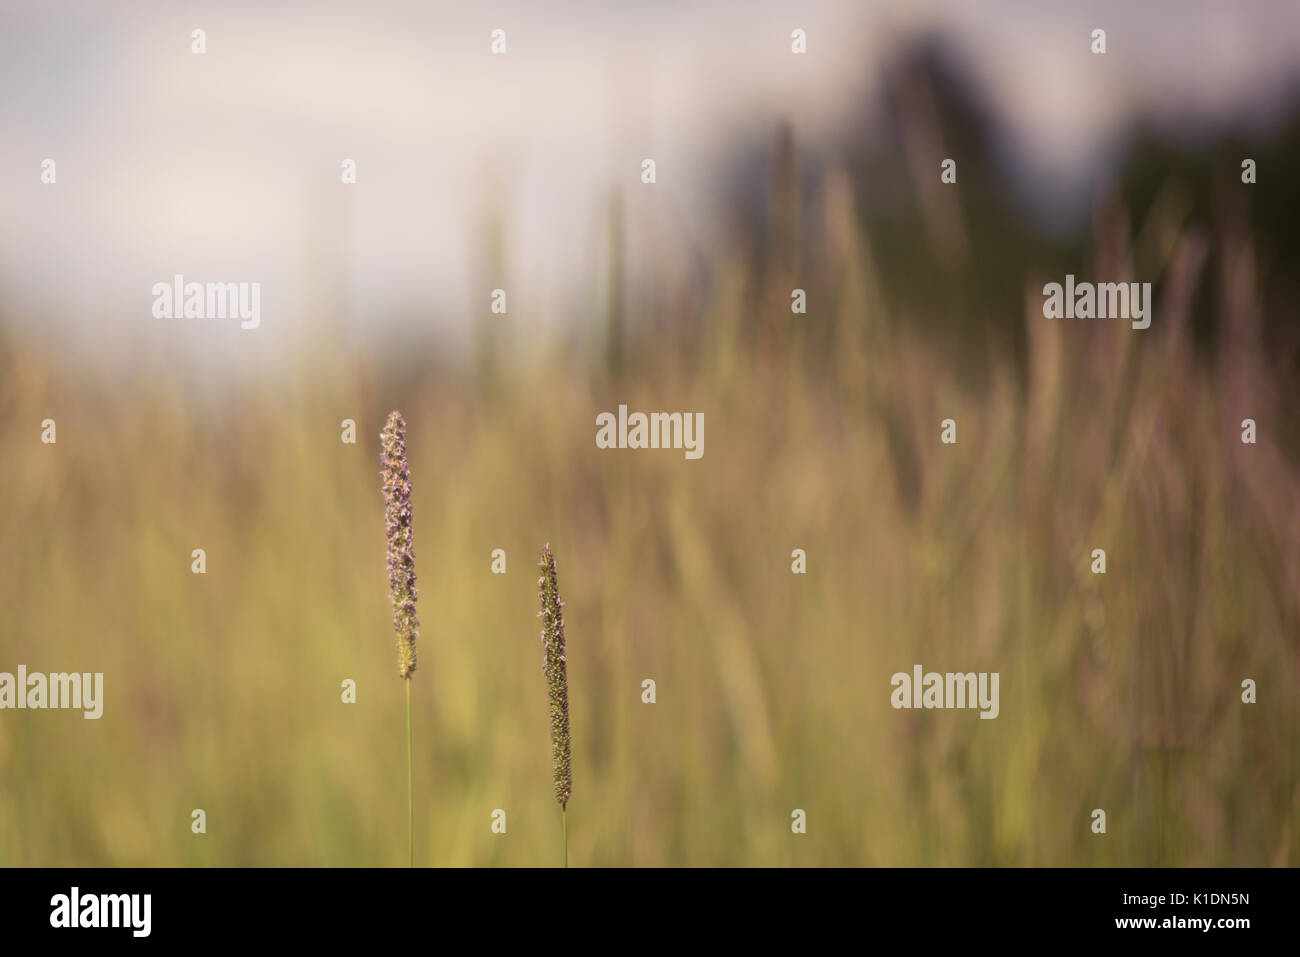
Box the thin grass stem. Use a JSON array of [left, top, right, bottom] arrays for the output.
[[406, 678, 413, 868]]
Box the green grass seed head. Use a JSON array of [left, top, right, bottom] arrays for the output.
[[538, 543, 572, 807]]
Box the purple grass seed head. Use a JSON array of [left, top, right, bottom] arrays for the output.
[[381, 410, 418, 679]]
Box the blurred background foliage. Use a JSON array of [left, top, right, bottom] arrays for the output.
[[0, 33, 1297, 866]]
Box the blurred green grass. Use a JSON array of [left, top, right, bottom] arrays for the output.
[[1, 133, 1298, 866]]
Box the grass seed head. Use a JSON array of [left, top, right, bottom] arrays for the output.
[[381, 410, 418, 679], [538, 543, 572, 807]]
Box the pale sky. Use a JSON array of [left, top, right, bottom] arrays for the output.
[[1, 0, 1297, 374]]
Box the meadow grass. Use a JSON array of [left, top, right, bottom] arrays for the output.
[[0, 152, 1295, 866]]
